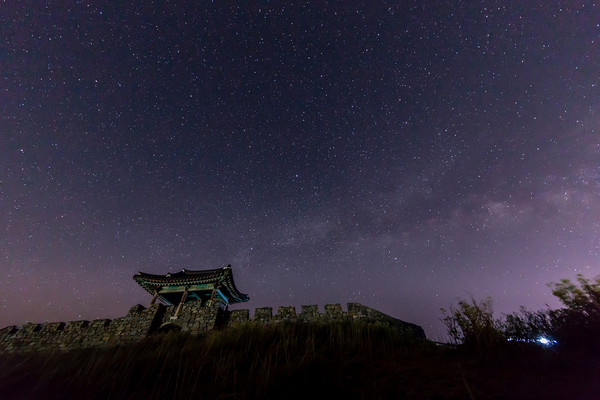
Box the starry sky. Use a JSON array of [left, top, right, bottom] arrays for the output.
[[1, 1, 599, 337]]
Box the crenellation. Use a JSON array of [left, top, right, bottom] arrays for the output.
[[0, 325, 19, 341], [18, 323, 42, 335], [299, 305, 320, 322], [128, 304, 146, 314], [66, 320, 90, 330], [254, 307, 273, 322], [0, 302, 425, 353], [45, 322, 66, 332], [347, 303, 364, 318], [300, 305, 319, 316], [324, 304, 344, 319], [228, 309, 250, 326], [275, 306, 296, 321], [90, 319, 112, 328]]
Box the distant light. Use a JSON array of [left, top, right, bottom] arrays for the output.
[[507, 336, 558, 346], [536, 336, 557, 346]]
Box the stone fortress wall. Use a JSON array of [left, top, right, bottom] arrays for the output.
[[0, 302, 426, 353]]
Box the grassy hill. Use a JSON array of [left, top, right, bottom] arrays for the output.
[[1, 321, 598, 399]]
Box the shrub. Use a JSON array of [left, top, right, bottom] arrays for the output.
[[442, 275, 600, 352], [503, 306, 554, 343], [548, 274, 600, 352], [440, 296, 504, 349]]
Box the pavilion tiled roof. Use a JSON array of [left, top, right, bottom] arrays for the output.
[[133, 265, 249, 304]]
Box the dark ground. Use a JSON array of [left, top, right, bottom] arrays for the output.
[[1, 323, 599, 399]]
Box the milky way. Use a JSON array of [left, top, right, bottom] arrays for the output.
[[1, 2, 599, 336]]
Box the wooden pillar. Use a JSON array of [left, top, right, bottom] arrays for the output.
[[150, 289, 159, 305], [173, 287, 188, 318], [207, 285, 217, 306]]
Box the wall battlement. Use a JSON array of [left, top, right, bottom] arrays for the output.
[[0, 303, 425, 353]]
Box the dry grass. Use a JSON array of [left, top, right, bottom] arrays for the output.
[[1, 321, 598, 399]]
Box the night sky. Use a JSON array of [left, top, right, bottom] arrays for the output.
[[2, 1, 599, 337]]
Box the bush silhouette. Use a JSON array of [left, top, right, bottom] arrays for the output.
[[441, 296, 504, 349], [503, 306, 554, 342], [548, 274, 600, 352], [443, 275, 600, 354]]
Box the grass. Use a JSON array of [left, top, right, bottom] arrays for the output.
[[1, 321, 599, 399]]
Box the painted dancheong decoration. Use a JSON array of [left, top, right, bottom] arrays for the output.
[[0, 265, 426, 353]]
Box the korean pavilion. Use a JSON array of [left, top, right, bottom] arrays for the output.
[[134, 265, 249, 316]]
